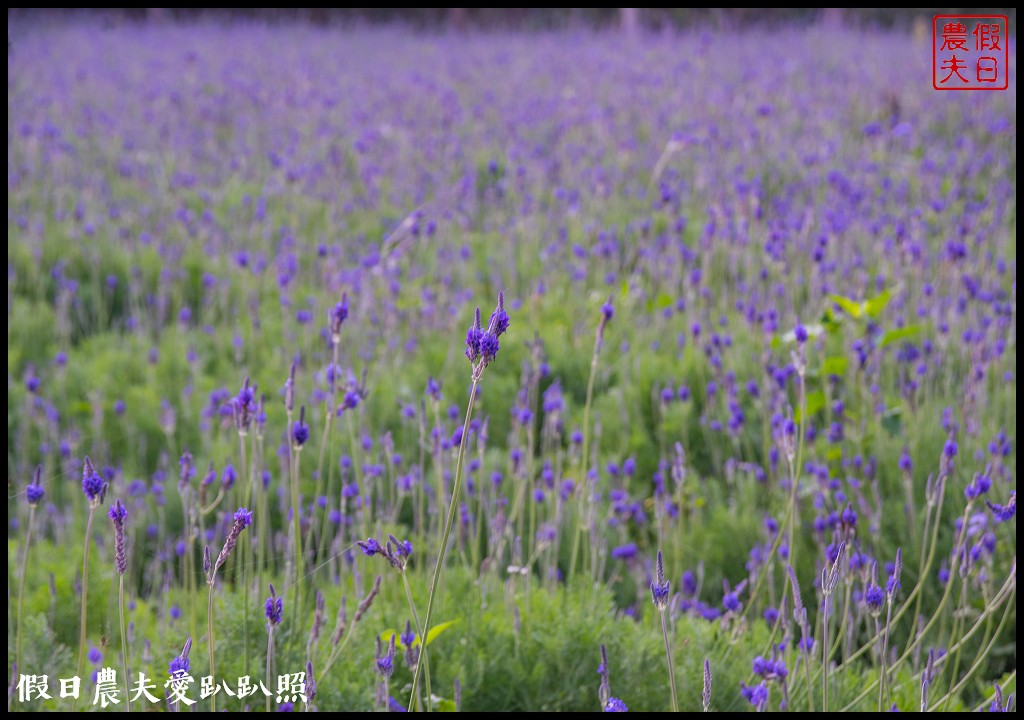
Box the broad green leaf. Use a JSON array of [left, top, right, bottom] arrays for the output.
[[424, 620, 458, 647], [821, 356, 849, 377], [795, 391, 826, 423], [880, 324, 923, 348], [864, 288, 894, 319], [881, 406, 902, 436], [828, 294, 863, 319], [431, 697, 458, 712], [820, 307, 845, 336]]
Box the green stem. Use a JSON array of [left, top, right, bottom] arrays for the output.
[[291, 447, 305, 631], [119, 575, 131, 712], [266, 627, 274, 714], [838, 503, 977, 712], [239, 433, 250, 675], [569, 334, 601, 581], [408, 380, 479, 711], [660, 610, 679, 712], [800, 645, 814, 712], [877, 599, 892, 711], [208, 581, 217, 713], [930, 589, 1014, 711], [76, 506, 97, 681], [402, 572, 432, 711], [940, 576, 970, 711], [822, 593, 830, 712], [16, 506, 35, 672]]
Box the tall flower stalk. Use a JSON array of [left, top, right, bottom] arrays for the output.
[[16, 465, 44, 672], [206, 507, 252, 712], [291, 404, 309, 629], [265, 584, 283, 713], [408, 293, 509, 710], [651, 550, 678, 712], [76, 457, 107, 682], [820, 541, 846, 712], [109, 499, 131, 712], [569, 297, 613, 580]]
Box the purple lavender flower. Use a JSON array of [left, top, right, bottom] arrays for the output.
[[702, 659, 712, 712], [603, 698, 628, 712], [794, 323, 808, 344], [988, 683, 1013, 712], [305, 660, 316, 703], [82, 456, 106, 505], [234, 378, 257, 434], [479, 332, 500, 363], [330, 292, 349, 340], [400, 620, 416, 649], [266, 584, 283, 626], [27, 465, 44, 505], [293, 406, 309, 448], [178, 451, 194, 492], [601, 298, 614, 323], [488, 291, 510, 336], [212, 507, 252, 577], [864, 563, 884, 616], [108, 499, 128, 575], [221, 464, 237, 491], [169, 638, 191, 675], [650, 549, 670, 611], [465, 308, 484, 363], [376, 634, 396, 678], [741, 682, 770, 711], [610, 543, 638, 560], [986, 491, 1015, 523], [886, 548, 902, 599], [358, 537, 382, 556]]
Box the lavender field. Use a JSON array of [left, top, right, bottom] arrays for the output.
[[7, 18, 1017, 712]]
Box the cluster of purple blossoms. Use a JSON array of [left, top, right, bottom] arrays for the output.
[[169, 637, 192, 676], [330, 292, 349, 341], [465, 292, 510, 378], [265, 583, 283, 626], [82, 456, 107, 507], [649, 550, 671, 611], [358, 534, 414, 571], [26, 465, 45, 505], [292, 406, 310, 448], [740, 681, 770, 711], [376, 634, 397, 679], [233, 378, 258, 435], [986, 491, 1015, 523]]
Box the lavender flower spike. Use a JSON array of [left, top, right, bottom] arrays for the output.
[[702, 658, 712, 712], [108, 499, 128, 575], [265, 584, 283, 626], [292, 406, 310, 449], [285, 361, 296, 414], [305, 660, 316, 704], [650, 549, 670, 611], [330, 292, 349, 342], [212, 507, 253, 578], [82, 456, 107, 507], [27, 465, 44, 506]]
